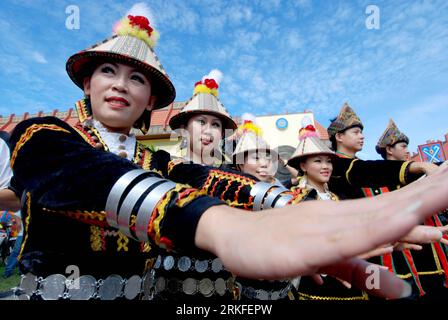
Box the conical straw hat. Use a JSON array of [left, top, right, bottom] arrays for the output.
[[169, 70, 237, 131], [232, 114, 278, 161], [67, 14, 175, 133], [288, 116, 335, 169]]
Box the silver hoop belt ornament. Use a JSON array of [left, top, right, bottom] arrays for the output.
[[152, 255, 225, 274], [250, 182, 292, 211], [18, 272, 146, 300], [149, 276, 235, 298], [17, 270, 235, 300], [239, 282, 293, 300], [105, 169, 177, 242]]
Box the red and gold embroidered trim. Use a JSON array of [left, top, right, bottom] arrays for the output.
[[11, 124, 70, 168], [73, 125, 96, 147], [90, 226, 104, 251], [18, 192, 32, 260], [201, 169, 255, 208], [167, 158, 184, 175], [289, 187, 309, 205], [134, 142, 152, 170], [42, 208, 107, 227], [148, 188, 174, 246], [144, 185, 207, 249], [75, 99, 91, 123], [90, 226, 130, 252], [177, 187, 207, 208], [73, 123, 108, 151]]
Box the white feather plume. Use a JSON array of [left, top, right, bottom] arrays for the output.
[[126, 2, 156, 26], [202, 69, 223, 85], [301, 116, 313, 128], [242, 112, 257, 123]]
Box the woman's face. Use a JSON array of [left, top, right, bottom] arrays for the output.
[[83, 62, 155, 134], [186, 114, 223, 156], [300, 155, 333, 185], [241, 150, 276, 182]]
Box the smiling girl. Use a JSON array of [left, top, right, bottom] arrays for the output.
[[169, 72, 237, 166]]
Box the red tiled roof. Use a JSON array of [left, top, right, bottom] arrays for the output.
[[152, 109, 180, 127], [0, 109, 79, 133], [315, 121, 330, 140], [1, 105, 330, 140]]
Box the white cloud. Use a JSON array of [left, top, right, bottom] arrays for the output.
[[203, 15, 227, 34], [290, 0, 312, 10], [227, 5, 253, 25], [233, 30, 261, 51], [285, 30, 303, 49], [258, 0, 281, 12], [152, 2, 199, 34], [31, 51, 47, 64], [395, 94, 448, 125]]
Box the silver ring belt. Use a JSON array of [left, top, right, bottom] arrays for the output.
[[153, 254, 225, 273], [145, 276, 236, 298], [239, 282, 292, 300], [18, 272, 152, 300]]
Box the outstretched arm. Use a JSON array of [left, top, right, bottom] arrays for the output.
[[195, 164, 448, 298]]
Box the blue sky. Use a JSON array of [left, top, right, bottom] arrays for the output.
[[0, 0, 447, 159]]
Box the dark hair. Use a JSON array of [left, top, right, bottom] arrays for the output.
[[378, 148, 387, 160], [328, 118, 337, 151], [0, 131, 10, 143], [330, 135, 337, 151], [287, 155, 306, 175], [297, 158, 306, 176]]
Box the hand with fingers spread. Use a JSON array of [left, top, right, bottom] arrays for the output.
[[195, 164, 448, 299], [397, 224, 448, 247], [357, 245, 394, 260], [393, 242, 422, 251]]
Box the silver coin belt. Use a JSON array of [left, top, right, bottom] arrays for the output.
[[148, 276, 236, 298], [17, 272, 149, 300], [239, 282, 293, 300], [153, 254, 226, 273], [149, 255, 235, 298]]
